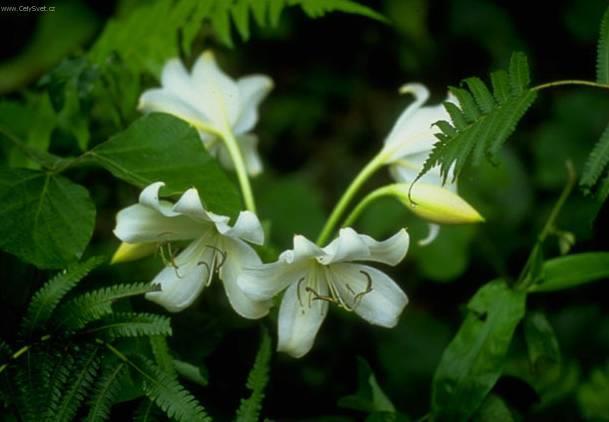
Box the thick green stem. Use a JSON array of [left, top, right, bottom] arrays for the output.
[[316, 153, 385, 245], [342, 186, 393, 228], [221, 130, 256, 213], [532, 80, 609, 91], [515, 161, 576, 290]]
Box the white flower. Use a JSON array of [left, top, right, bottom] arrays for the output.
[[238, 228, 410, 358], [113, 182, 271, 318], [379, 83, 481, 244], [138, 51, 273, 176]]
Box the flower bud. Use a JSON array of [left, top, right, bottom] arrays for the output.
[[111, 242, 157, 264]]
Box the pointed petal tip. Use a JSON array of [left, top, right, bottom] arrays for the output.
[[111, 242, 157, 264]]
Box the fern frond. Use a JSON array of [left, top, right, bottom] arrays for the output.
[[20, 256, 105, 336], [52, 344, 101, 422], [418, 52, 538, 184], [85, 362, 126, 422], [597, 171, 609, 204], [149, 335, 176, 376], [131, 356, 210, 422], [84, 313, 172, 339], [581, 122, 609, 194], [134, 399, 164, 422], [44, 348, 77, 419], [597, 6, 609, 84], [54, 283, 157, 331], [235, 328, 272, 422]]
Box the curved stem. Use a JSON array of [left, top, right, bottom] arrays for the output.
[[316, 153, 385, 245], [532, 80, 609, 91], [221, 130, 257, 213], [342, 186, 393, 228]]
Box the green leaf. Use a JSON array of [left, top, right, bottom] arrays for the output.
[[174, 359, 209, 387], [578, 362, 609, 420], [88, 113, 241, 217], [132, 356, 210, 422], [236, 328, 272, 422], [0, 168, 95, 269], [86, 362, 127, 422], [524, 312, 561, 374], [597, 6, 609, 84], [338, 357, 395, 415], [529, 252, 609, 293], [85, 313, 172, 339], [580, 121, 609, 197], [150, 335, 176, 377], [134, 399, 164, 422], [20, 256, 105, 335], [431, 280, 526, 422], [55, 283, 157, 331], [417, 52, 537, 184], [471, 394, 514, 422]]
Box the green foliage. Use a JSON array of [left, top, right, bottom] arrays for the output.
[[86, 313, 172, 339], [88, 113, 242, 217], [577, 362, 609, 419], [418, 52, 537, 184], [431, 280, 526, 421], [528, 252, 609, 293], [597, 6, 609, 84], [236, 328, 272, 422], [55, 283, 157, 331], [0, 168, 95, 269], [86, 362, 127, 422], [338, 357, 396, 418], [581, 122, 609, 202], [524, 312, 561, 374], [471, 394, 514, 422], [20, 256, 105, 336], [134, 356, 210, 422]]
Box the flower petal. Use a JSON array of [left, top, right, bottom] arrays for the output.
[[238, 260, 308, 301], [419, 223, 440, 246], [111, 242, 157, 264], [138, 89, 207, 127], [238, 134, 263, 176], [191, 51, 240, 130], [233, 75, 273, 135], [333, 263, 408, 327], [160, 59, 201, 108], [357, 228, 410, 266], [319, 227, 370, 264], [219, 238, 271, 319], [145, 238, 210, 312], [280, 235, 324, 264], [219, 211, 264, 244], [277, 277, 328, 358]]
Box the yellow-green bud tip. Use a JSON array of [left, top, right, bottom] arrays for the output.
[[111, 242, 157, 264]]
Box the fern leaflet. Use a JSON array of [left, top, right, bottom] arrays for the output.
[[84, 313, 172, 339], [20, 256, 105, 336], [235, 328, 272, 422], [581, 122, 609, 197], [417, 52, 538, 184], [131, 356, 210, 422], [134, 399, 164, 422], [85, 361, 126, 422], [598, 6, 609, 84], [54, 283, 157, 331], [150, 335, 177, 376]]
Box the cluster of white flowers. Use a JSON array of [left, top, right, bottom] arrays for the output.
[[113, 52, 483, 358]]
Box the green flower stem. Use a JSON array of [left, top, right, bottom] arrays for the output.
[[342, 186, 393, 228], [316, 153, 386, 245], [220, 130, 257, 213], [515, 161, 576, 291], [532, 80, 609, 91]]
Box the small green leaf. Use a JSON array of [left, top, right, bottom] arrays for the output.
[[577, 362, 609, 420], [0, 168, 95, 269], [338, 357, 395, 416], [472, 394, 514, 422], [529, 252, 609, 293], [431, 280, 526, 421], [524, 312, 561, 374], [597, 6, 609, 84], [89, 113, 241, 217]]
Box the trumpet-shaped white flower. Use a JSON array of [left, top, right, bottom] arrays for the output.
[[379, 83, 481, 244], [238, 228, 410, 358], [138, 51, 273, 176], [113, 182, 271, 318]]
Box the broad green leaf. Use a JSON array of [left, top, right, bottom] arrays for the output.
[[524, 312, 561, 374], [528, 252, 609, 293], [472, 394, 514, 422], [597, 6, 609, 84], [0, 168, 95, 269], [431, 280, 526, 421], [577, 363, 609, 420], [88, 113, 241, 217]]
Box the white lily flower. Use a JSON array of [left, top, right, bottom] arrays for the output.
[[138, 51, 273, 176], [379, 83, 481, 244], [238, 228, 410, 358], [113, 182, 271, 318]]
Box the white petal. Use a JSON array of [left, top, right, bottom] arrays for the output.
[[160, 59, 201, 109], [114, 204, 200, 243], [382, 83, 429, 152], [277, 278, 328, 358], [332, 263, 408, 327], [233, 75, 273, 134], [319, 227, 370, 264], [145, 238, 210, 312], [172, 187, 217, 223], [219, 238, 271, 319], [219, 211, 264, 244], [238, 260, 308, 301], [138, 89, 207, 127], [280, 235, 324, 264], [357, 228, 410, 266], [419, 224, 440, 246], [238, 134, 264, 176], [191, 51, 240, 130]]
